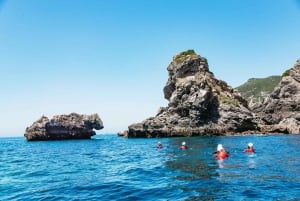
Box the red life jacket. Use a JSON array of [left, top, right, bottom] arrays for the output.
[[180, 145, 187, 149], [216, 150, 228, 159], [245, 147, 255, 153]]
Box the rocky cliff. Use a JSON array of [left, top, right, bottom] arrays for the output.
[[24, 113, 104, 141], [235, 76, 281, 108], [126, 50, 258, 137], [253, 59, 300, 133]]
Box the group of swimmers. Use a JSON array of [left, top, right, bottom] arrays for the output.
[[156, 141, 255, 159]]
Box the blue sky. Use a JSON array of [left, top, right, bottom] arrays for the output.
[[1, 0, 300, 137]]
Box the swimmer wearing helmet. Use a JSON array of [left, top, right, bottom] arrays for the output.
[[214, 144, 228, 159], [180, 141, 188, 149], [244, 142, 255, 153], [157, 142, 163, 149]]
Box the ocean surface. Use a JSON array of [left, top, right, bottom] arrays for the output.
[[1, 134, 300, 201]]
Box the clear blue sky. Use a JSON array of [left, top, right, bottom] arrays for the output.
[[1, 0, 300, 137]]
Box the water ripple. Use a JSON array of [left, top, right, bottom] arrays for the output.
[[1, 135, 300, 200]]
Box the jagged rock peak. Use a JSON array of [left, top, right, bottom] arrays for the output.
[[253, 59, 300, 133], [170, 49, 209, 74], [286, 59, 300, 82], [163, 50, 210, 100], [125, 50, 258, 138], [24, 113, 104, 141]]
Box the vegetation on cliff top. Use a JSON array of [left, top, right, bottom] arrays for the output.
[[282, 69, 291, 77], [174, 49, 199, 64]]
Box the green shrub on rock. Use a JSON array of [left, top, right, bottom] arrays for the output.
[[174, 49, 199, 64], [282, 69, 291, 77]]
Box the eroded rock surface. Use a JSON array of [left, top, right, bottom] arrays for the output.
[[126, 50, 258, 137], [24, 113, 103, 141], [253, 59, 300, 133]]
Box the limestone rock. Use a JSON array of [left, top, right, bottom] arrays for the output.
[[253, 59, 300, 133], [126, 50, 258, 137], [24, 113, 104, 141]]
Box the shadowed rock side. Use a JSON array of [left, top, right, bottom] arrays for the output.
[[126, 51, 258, 138], [24, 113, 104, 141], [253, 59, 300, 134]]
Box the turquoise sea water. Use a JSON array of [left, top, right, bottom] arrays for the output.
[[1, 134, 300, 200]]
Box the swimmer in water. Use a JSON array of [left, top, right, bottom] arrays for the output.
[[214, 144, 228, 159], [244, 142, 255, 153], [180, 141, 187, 149], [157, 142, 163, 149]]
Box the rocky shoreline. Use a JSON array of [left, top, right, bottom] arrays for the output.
[[25, 51, 300, 140], [121, 50, 300, 137], [24, 113, 103, 141]]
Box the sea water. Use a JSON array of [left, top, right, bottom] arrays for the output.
[[1, 134, 300, 200]]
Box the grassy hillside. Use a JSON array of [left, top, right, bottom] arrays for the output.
[[235, 76, 281, 103]]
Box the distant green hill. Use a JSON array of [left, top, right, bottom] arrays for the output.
[[235, 76, 281, 105]]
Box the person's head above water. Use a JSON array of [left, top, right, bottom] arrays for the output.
[[180, 141, 187, 149], [245, 142, 255, 153], [215, 144, 228, 159], [217, 144, 223, 151]]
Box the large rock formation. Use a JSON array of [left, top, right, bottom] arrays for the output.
[[253, 59, 300, 133], [126, 50, 258, 137], [24, 113, 104, 141]]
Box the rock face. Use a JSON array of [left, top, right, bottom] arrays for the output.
[[24, 113, 104, 141], [253, 59, 300, 133], [126, 50, 258, 137]]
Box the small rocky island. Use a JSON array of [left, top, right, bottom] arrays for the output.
[[24, 113, 103, 141], [125, 50, 259, 137]]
